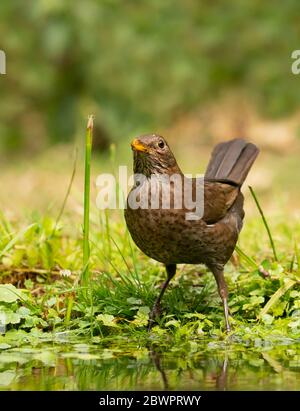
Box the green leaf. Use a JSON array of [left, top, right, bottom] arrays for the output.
[[97, 314, 118, 327], [0, 310, 21, 325], [271, 301, 287, 317], [16, 306, 31, 318], [288, 318, 300, 329], [261, 313, 274, 325], [24, 279, 34, 290], [183, 313, 205, 320], [131, 306, 150, 327], [137, 306, 150, 315], [243, 296, 264, 311], [46, 297, 57, 308], [290, 291, 300, 298], [165, 319, 181, 327], [126, 297, 142, 305], [0, 329, 29, 347], [258, 278, 296, 319], [0, 353, 29, 365], [0, 284, 23, 303], [0, 343, 11, 350]]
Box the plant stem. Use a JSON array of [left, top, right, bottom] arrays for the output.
[[82, 115, 94, 287], [51, 147, 78, 238], [249, 186, 278, 261], [235, 245, 258, 270]]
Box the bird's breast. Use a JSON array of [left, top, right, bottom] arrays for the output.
[[124, 178, 240, 265]]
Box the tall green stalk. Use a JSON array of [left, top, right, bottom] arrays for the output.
[[51, 147, 78, 238], [81, 115, 94, 288], [249, 185, 278, 261]]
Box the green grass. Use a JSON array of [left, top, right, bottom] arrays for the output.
[[1, 197, 300, 351], [81, 116, 94, 290], [0, 127, 300, 351]]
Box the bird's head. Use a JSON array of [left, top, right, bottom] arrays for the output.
[[130, 134, 181, 177]]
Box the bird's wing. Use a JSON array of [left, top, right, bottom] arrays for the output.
[[202, 180, 240, 224]]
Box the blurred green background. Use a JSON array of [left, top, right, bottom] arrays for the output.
[[1, 0, 300, 152], [0, 0, 300, 215]]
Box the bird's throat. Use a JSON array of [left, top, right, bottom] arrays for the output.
[[133, 152, 182, 178]]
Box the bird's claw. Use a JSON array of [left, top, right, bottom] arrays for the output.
[[225, 325, 231, 334]]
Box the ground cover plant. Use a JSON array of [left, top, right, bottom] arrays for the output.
[[1, 119, 300, 355]]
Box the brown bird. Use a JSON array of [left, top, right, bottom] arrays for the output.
[[125, 135, 259, 332]]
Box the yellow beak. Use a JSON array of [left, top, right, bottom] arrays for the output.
[[131, 139, 148, 153]]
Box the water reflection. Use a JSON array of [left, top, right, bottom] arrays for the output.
[[150, 349, 169, 390], [150, 349, 229, 391], [216, 357, 228, 391], [0, 343, 300, 390]]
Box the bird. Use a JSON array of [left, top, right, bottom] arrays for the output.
[[124, 134, 259, 332]]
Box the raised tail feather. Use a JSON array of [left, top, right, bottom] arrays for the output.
[[205, 138, 259, 187]]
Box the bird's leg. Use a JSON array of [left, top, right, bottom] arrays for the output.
[[211, 266, 231, 333], [148, 264, 176, 330]]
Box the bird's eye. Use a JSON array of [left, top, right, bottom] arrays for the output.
[[158, 140, 165, 149]]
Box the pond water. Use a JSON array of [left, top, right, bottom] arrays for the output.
[[1, 341, 300, 390]]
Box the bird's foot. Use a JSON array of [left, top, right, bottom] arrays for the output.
[[148, 302, 162, 331], [224, 314, 233, 334]]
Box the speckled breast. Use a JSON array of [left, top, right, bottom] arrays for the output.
[[124, 200, 240, 267]]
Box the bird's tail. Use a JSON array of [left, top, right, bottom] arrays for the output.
[[204, 138, 259, 187]]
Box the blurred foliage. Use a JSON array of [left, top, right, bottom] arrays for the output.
[[0, 0, 300, 152]]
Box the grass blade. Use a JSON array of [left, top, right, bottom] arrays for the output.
[[81, 115, 94, 288], [0, 223, 37, 259], [51, 147, 78, 237], [235, 245, 258, 271], [249, 186, 278, 261]]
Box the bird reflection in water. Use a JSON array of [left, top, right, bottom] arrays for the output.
[[149, 348, 229, 391]]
